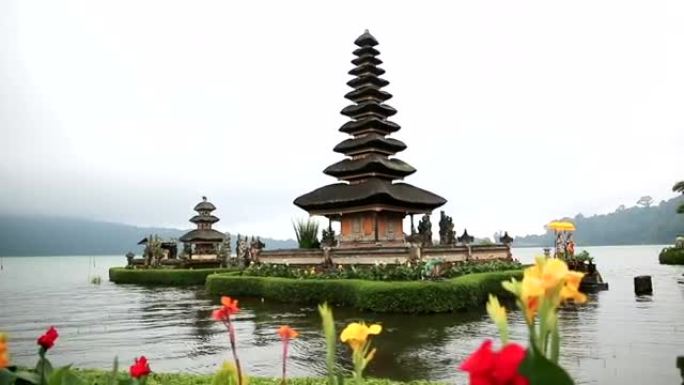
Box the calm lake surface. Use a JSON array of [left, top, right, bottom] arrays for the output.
[[1, 245, 683, 384]]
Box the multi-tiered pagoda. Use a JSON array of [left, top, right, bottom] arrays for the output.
[[294, 30, 446, 247], [179, 196, 226, 256]]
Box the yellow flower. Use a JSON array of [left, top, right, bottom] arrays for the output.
[[486, 294, 506, 325], [340, 322, 382, 351], [540, 259, 569, 289], [486, 295, 509, 343], [560, 271, 587, 303], [0, 332, 9, 369], [519, 257, 587, 322]]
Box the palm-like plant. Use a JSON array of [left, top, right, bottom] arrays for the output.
[[674, 181, 684, 214], [293, 219, 320, 249]]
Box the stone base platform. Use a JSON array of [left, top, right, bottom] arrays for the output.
[[258, 244, 511, 266]]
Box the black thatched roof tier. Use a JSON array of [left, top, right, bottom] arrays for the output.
[[353, 46, 380, 57], [348, 64, 385, 77], [355, 30, 379, 46], [323, 155, 415, 180], [179, 229, 225, 243], [339, 117, 400, 135], [344, 87, 391, 103], [333, 134, 406, 155], [347, 75, 390, 89], [341, 102, 397, 119], [352, 56, 382, 66], [189, 215, 220, 224], [294, 178, 446, 213], [194, 198, 216, 212]]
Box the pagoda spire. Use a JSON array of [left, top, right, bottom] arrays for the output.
[[326, 30, 414, 182], [293, 31, 446, 223]]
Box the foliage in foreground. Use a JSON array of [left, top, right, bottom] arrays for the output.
[[242, 260, 522, 281]]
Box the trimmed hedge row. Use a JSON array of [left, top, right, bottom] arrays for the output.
[[659, 247, 684, 265], [205, 270, 522, 313], [109, 267, 240, 286], [74, 369, 442, 385]]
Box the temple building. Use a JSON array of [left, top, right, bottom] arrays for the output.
[[179, 196, 226, 256], [294, 30, 446, 247]]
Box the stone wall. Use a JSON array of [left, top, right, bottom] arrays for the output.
[[258, 244, 511, 266]]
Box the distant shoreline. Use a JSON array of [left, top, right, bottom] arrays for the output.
[[0, 243, 673, 258]]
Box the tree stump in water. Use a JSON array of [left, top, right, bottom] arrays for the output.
[[634, 275, 653, 295]]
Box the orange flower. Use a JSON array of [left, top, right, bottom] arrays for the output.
[[212, 296, 240, 321], [0, 333, 9, 369], [278, 325, 299, 341]]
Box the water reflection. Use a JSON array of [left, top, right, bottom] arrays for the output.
[[1, 247, 684, 385]]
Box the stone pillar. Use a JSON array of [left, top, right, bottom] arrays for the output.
[[634, 275, 653, 295]]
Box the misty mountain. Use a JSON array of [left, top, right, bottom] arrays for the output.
[[514, 196, 684, 247], [0, 216, 297, 256]]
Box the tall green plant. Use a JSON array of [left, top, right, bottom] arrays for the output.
[[293, 219, 320, 249]]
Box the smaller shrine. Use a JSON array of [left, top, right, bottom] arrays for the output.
[[179, 196, 226, 258]]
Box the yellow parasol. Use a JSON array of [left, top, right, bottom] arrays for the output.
[[547, 221, 576, 232]]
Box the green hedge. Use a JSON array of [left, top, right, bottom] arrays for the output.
[[74, 369, 443, 385], [206, 270, 522, 313], [659, 247, 684, 265], [109, 267, 239, 286]]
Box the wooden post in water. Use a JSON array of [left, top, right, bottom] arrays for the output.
[[677, 356, 684, 385], [634, 275, 653, 295]]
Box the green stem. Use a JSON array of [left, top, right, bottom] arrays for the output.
[[551, 326, 560, 364], [538, 297, 550, 357]]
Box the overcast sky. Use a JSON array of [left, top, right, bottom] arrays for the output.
[[1, 0, 683, 240]]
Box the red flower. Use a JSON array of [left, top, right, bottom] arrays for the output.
[[212, 296, 240, 321], [129, 356, 151, 378], [37, 326, 59, 350], [460, 340, 528, 385]]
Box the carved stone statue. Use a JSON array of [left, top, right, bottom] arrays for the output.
[[218, 233, 232, 267], [237, 235, 248, 267], [322, 246, 333, 268], [248, 236, 266, 264], [235, 234, 241, 257], [125, 252, 135, 267], [676, 236, 684, 249], [499, 231, 514, 246], [321, 228, 336, 247], [457, 229, 474, 245], [438, 211, 456, 245], [417, 214, 433, 247]]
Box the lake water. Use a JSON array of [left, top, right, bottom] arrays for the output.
[[0, 245, 683, 384]]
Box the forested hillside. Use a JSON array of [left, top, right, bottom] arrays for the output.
[[514, 196, 684, 246], [0, 216, 296, 256]]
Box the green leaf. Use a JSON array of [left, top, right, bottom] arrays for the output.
[[35, 357, 53, 385], [47, 366, 67, 385], [518, 343, 575, 385], [116, 378, 133, 385], [0, 370, 15, 385], [61, 370, 83, 385], [11, 371, 40, 385], [107, 358, 119, 385]]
